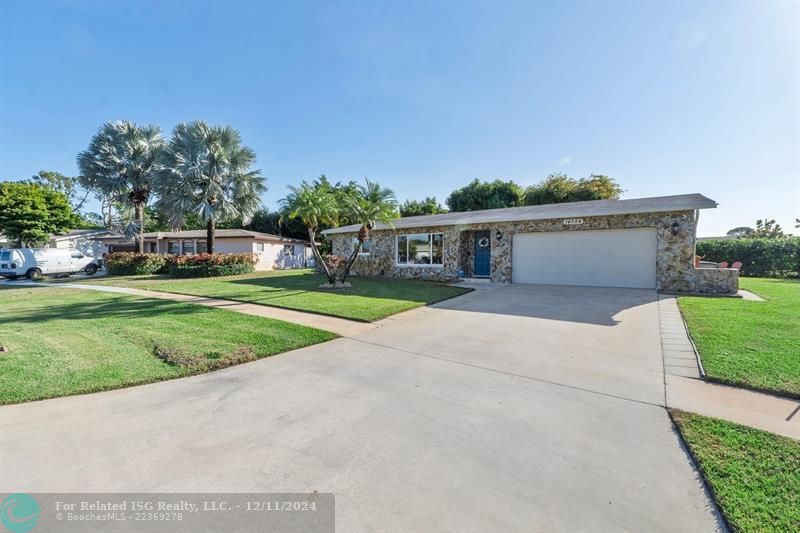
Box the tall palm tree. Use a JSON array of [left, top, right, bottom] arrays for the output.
[[77, 121, 165, 252], [340, 179, 397, 283], [153, 121, 266, 253], [280, 179, 339, 284]]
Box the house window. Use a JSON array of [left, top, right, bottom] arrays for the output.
[[147, 242, 157, 253], [196, 240, 207, 254], [167, 241, 180, 254], [352, 238, 370, 255], [396, 233, 444, 266], [182, 240, 195, 255], [283, 244, 295, 256], [255, 242, 265, 252]]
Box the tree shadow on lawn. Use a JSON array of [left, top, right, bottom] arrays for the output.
[[0, 295, 208, 327], [224, 272, 469, 304]]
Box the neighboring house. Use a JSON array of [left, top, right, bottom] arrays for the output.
[[93, 229, 311, 271], [49, 229, 112, 257], [0, 230, 109, 256], [323, 193, 738, 294]]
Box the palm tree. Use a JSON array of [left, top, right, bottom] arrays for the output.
[[153, 121, 266, 253], [77, 121, 165, 252], [280, 179, 339, 284], [340, 179, 397, 283]]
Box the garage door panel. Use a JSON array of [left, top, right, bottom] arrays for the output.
[[511, 228, 656, 289]]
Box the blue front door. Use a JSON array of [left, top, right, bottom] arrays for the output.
[[474, 230, 491, 277]]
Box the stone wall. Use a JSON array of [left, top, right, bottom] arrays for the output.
[[328, 210, 733, 293], [691, 268, 739, 295], [331, 226, 463, 280]]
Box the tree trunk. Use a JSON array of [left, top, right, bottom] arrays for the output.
[[134, 202, 145, 254], [308, 228, 335, 284], [207, 218, 216, 254], [340, 225, 367, 283]]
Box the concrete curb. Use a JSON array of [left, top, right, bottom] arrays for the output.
[[674, 301, 706, 379]]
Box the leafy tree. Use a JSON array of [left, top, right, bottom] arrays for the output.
[[31, 170, 109, 228], [245, 208, 309, 241], [153, 121, 266, 253], [752, 219, 785, 239], [31, 171, 88, 210], [726, 226, 755, 238], [340, 179, 398, 283], [446, 179, 525, 212], [280, 179, 340, 284], [77, 121, 165, 252], [313, 175, 362, 226], [524, 173, 623, 205], [0, 182, 76, 246], [400, 197, 448, 217]]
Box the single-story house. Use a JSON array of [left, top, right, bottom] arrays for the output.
[[323, 193, 738, 294], [50, 229, 113, 257], [93, 229, 311, 271]]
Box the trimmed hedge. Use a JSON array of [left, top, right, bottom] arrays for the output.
[[168, 253, 257, 278], [696, 237, 800, 278], [105, 253, 170, 275], [105, 252, 257, 278]]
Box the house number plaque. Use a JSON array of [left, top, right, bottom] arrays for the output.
[[562, 218, 584, 225]]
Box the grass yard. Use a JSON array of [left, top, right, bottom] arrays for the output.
[[68, 269, 471, 322], [0, 286, 335, 404], [671, 410, 800, 532], [678, 278, 800, 397]]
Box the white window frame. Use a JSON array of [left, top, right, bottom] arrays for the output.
[[255, 242, 266, 252], [395, 233, 444, 267]]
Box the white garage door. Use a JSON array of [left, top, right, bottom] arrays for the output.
[[511, 228, 657, 288]]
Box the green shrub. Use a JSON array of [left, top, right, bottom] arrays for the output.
[[168, 253, 257, 278], [697, 237, 800, 278], [105, 253, 170, 275]]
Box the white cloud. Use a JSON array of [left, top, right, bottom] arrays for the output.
[[671, 21, 707, 50], [558, 156, 572, 166]]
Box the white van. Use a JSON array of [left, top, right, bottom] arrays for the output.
[[0, 248, 102, 280]]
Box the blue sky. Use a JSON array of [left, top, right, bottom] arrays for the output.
[[0, 1, 797, 236]]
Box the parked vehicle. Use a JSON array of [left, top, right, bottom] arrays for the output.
[[0, 248, 103, 280]]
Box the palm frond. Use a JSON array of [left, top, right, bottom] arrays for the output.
[[151, 121, 265, 230]]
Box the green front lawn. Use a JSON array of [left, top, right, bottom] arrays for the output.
[[70, 269, 471, 322], [671, 410, 800, 532], [0, 286, 335, 404], [678, 278, 800, 397]]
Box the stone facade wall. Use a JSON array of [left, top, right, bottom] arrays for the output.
[[328, 210, 733, 293], [331, 226, 463, 280], [691, 268, 739, 295]]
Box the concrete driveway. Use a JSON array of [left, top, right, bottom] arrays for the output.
[[0, 284, 722, 531]]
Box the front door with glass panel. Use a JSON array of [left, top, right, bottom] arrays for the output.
[[474, 230, 491, 277]]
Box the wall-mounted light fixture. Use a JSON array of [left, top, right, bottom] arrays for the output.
[[495, 230, 503, 241], [670, 221, 681, 236]]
